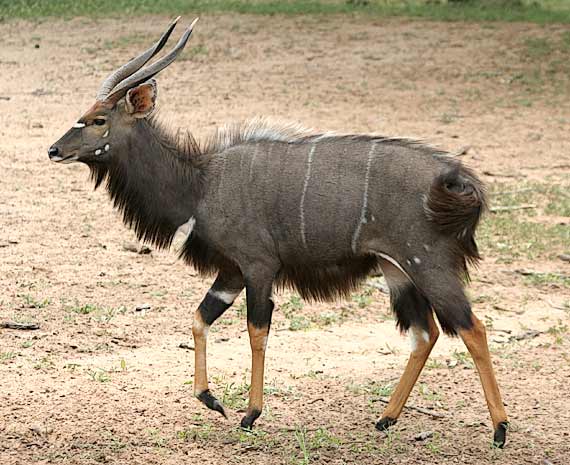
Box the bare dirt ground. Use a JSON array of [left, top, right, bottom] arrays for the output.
[[1, 13, 569, 465]]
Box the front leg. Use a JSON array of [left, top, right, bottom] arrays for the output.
[[192, 266, 244, 417], [240, 274, 276, 429]]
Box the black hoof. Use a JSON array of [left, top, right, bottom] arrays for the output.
[[240, 409, 261, 430], [197, 390, 227, 418], [493, 421, 508, 448], [375, 417, 397, 432]]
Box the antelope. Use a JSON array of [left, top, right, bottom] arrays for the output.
[[48, 17, 508, 446]]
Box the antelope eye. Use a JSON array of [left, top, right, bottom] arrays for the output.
[[94, 118, 106, 126]]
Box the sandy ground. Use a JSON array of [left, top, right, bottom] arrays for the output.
[[1, 13, 569, 465]]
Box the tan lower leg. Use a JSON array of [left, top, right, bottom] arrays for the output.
[[381, 313, 439, 420], [192, 310, 209, 395], [246, 323, 269, 417], [459, 315, 508, 429]]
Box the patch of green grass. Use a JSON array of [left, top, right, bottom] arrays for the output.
[[347, 379, 394, 397], [34, 356, 55, 370], [308, 427, 341, 450], [0, 351, 17, 363], [352, 288, 373, 308], [86, 368, 112, 383], [523, 272, 570, 289], [294, 426, 311, 465], [418, 383, 441, 401], [281, 295, 312, 331], [289, 315, 312, 331], [66, 302, 127, 322], [2, 0, 570, 24], [547, 320, 568, 344], [479, 180, 570, 261], [21, 339, 35, 349], [233, 427, 276, 449], [69, 303, 102, 315], [220, 381, 250, 410], [451, 349, 474, 368], [177, 423, 213, 442], [20, 294, 51, 309], [524, 36, 553, 58], [425, 431, 443, 455]]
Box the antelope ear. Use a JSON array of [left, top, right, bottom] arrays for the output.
[[125, 80, 157, 118]]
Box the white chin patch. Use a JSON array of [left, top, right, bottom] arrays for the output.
[[73, 122, 86, 129]]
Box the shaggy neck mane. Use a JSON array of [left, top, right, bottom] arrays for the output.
[[88, 116, 203, 249]]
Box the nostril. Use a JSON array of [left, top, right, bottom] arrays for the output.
[[48, 146, 60, 158]]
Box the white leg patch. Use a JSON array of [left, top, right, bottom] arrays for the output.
[[409, 327, 430, 352], [209, 289, 240, 305]]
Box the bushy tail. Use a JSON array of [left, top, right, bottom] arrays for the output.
[[425, 163, 487, 273]]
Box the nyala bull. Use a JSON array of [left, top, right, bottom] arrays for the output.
[[49, 17, 508, 447]]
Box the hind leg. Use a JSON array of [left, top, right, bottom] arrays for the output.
[[375, 256, 440, 430], [459, 315, 508, 447], [376, 312, 439, 430], [415, 269, 509, 447]]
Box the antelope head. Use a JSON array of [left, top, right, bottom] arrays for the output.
[[48, 17, 198, 165]]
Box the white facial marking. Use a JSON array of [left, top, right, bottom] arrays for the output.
[[209, 289, 240, 305], [299, 144, 317, 248], [351, 142, 377, 254], [103, 130, 109, 138], [406, 259, 412, 266], [95, 149, 102, 156], [413, 256, 421, 265], [104, 144, 110, 152], [423, 244, 430, 252], [409, 328, 430, 352], [73, 122, 86, 129]]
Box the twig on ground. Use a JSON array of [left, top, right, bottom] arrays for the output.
[[307, 397, 325, 405], [490, 204, 536, 213], [1, 321, 40, 330], [483, 170, 526, 178], [371, 397, 446, 418], [513, 269, 570, 279], [178, 342, 195, 351]]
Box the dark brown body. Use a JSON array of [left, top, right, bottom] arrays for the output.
[[48, 18, 509, 446]]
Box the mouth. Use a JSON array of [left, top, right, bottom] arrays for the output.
[[50, 152, 79, 164]]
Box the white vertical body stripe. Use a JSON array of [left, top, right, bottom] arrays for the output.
[[249, 144, 260, 181], [351, 142, 377, 253], [299, 144, 317, 248]]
